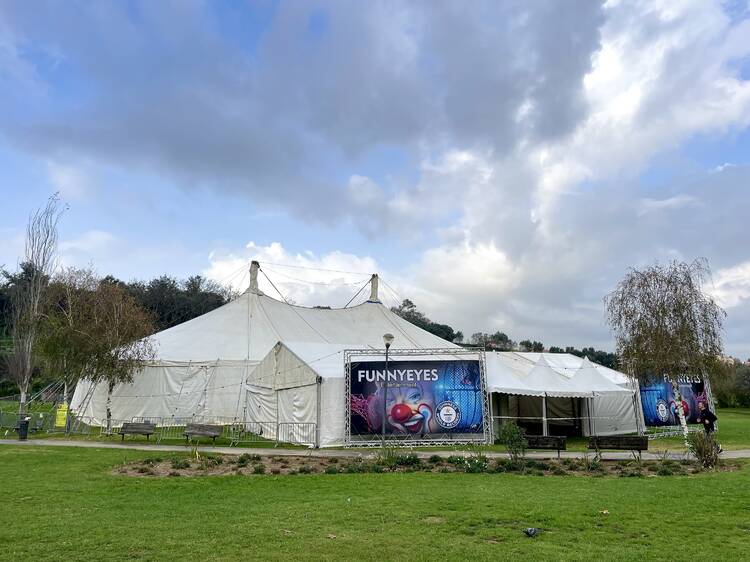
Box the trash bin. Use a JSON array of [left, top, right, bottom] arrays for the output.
[[16, 417, 30, 441]]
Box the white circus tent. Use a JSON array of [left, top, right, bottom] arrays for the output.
[[72, 262, 643, 446], [71, 263, 456, 446]]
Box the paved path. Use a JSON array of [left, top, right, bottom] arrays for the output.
[[2, 438, 749, 461]]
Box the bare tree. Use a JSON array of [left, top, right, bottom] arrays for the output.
[[38, 268, 156, 430], [7, 195, 65, 414], [604, 259, 726, 436]]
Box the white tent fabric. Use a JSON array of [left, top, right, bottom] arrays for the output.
[[484, 353, 543, 396], [569, 357, 631, 395], [71, 288, 458, 445], [485, 352, 641, 436], [71, 274, 642, 443], [523, 355, 593, 398]]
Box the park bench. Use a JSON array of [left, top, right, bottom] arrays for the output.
[[183, 423, 223, 444], [525, 435, 567, 458], [588, 436, 648, 459], [118, 422, 156, 441]]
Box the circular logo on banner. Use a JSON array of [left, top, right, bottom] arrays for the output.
[[435, 401, 461, 429], [655, 399, 669, 423]]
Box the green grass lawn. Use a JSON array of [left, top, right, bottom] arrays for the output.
[[0, 445, 749, 561]]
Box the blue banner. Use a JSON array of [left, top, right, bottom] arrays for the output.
[[349, 360, 483, 436], [639, 378, 707, 426]]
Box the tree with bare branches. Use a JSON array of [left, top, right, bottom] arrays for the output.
[[604, 259, 726, 436], [5, 195, 65, 414], [38, 268, 156, 430]]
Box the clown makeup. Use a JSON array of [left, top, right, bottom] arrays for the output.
[[383, 383, 436, 434]]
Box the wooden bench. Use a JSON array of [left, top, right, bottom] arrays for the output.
[[525, 435, 567, 458], [184, 423, 223, 443], [588, 436, 648, 458], [119, 422, 156, 441]]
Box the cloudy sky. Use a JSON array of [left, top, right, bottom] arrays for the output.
[[2, 1, 750, 356]]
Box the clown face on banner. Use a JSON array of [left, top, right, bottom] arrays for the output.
[[349, 360, 484, 437]]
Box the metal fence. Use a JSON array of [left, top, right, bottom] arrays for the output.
[[277, 422, 316, 447], [0, 411, 316, 447], [228, 421, 278, 446]]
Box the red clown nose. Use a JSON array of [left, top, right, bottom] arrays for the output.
[[390, 403, 412, 423]]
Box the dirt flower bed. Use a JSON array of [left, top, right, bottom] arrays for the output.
[[114, 451, 742, 478]]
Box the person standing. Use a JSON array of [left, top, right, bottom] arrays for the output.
[[697, 401, 721, 453]]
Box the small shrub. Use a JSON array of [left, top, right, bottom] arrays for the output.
[[325, 465, 340, 475], [504, 460, 527, 473], [531, 469, 545, 477], [551, 467, 567, 476], [526, 460, 550, 471], [462, 454, 488, 473], [298, 464, 314, 474], [428, 455, 442, 464], [686, 432, 720, 469], [288, 469, 298, 475], [136, 466, 153, 475], [345, 463, 364, 474], [143, 457, 162, 466], [202, 455, 223, 466], [395, 453, 422, 467], [253, 464, 266, 475], [376, 447, 400, 468], [171, 458, 191, 470], [237, 453, 261, 467], [446, 455, 464, 465], [370, 464, 384, 473], [657, 466, 674, 476], [498, 422, 527, 462]]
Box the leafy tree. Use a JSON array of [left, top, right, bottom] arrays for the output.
[[712, 361, 750, 408], [37, 268, 156, 429], [518, 340, 543, 352], [391, 299, 462, 343], [471, 331, 515, 350], [604, 259, 726, 436], [124, 275, 233, 331]]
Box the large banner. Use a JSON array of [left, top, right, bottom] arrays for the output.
[[349, 360, 484, 438], [639, 376, 707, 426]]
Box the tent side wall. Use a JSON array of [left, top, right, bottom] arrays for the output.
[[244, 343, 322, 446], [71, 361, 254, 425]]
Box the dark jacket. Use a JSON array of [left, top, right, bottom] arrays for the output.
[[698, 409, 717, 432]]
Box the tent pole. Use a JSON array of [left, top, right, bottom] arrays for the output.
[[315, 376, 322, 448], [542, 395, 548, 437]]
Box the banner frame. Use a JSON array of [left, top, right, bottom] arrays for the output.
[[344, 347, 490, 447]]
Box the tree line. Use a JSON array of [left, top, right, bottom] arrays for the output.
[[390, 299, 620, 368]]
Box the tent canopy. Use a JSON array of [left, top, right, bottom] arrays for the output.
[[145, 290, 457, 363], [568, 357, 631, 395]]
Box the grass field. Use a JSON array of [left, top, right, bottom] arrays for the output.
[[0, 445, 749, 561]]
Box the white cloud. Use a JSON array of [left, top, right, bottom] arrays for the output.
[[203, 241, 379, 307], [708, 261, 750, 309], [46, 161, 92, 199], [637, 195, 700, 216]]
